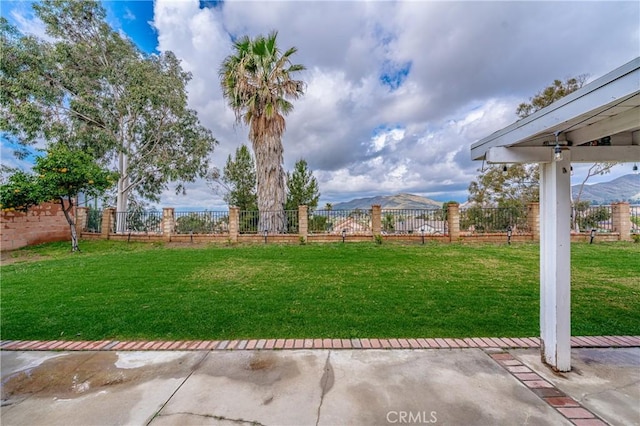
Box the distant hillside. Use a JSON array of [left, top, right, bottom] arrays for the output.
[[333, 193, 443, 210], [329, 174, 639, 210], [572, 174, 640, 204]]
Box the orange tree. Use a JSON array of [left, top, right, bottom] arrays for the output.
[[0, 144, 115, 251]]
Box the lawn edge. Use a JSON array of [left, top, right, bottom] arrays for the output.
[[1, 335, 638, 351]]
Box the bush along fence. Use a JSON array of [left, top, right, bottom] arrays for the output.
[[75, 202, 638, 245]]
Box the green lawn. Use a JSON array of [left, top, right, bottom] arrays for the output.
[[1, 240, 638, 341]]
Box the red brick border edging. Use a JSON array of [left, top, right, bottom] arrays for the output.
[[488, 351, 609, 425], [1, 336, 638, 352]]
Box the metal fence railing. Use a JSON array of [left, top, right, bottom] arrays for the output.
[[238, 210, 259, 234], [308, 209, 373, 235], [381, 209, 447, 235], [102, 204, 638, 238], [83, 209, 102, 233], [113, 210, 162, 234], [174, 211, 229, 234], [628, 204, 639, 235], [460, 207, 529, 234], [238, 210, 299, 234], [572, 205, 612, 233]]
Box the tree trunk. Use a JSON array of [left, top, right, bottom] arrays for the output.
[[116, 150, 130, 233], [253, 134, 286, 233], [60, 197, 80, 252], [572, 206, 580, 233], [571, 162, 615, 232], [572, 181, 586, 233]]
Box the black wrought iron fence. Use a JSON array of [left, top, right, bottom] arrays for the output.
[[174, 211, 229, 234], [238, 210, 299, 234], [83, 204, 640, 238], [83, 209, 102, 233], [238, 210, 259, 234], [572, 205, 612, 233], [631, 205, 640, 235], [307, 209, 331, 233], [381, 209, 447, 235], [285, 210, 299, 234], [113, 210, 162, 234], [460, 207, 529, 234], [308, 209, 372, 234]]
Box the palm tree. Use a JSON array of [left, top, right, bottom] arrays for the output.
[[219, 31, 305, 233]]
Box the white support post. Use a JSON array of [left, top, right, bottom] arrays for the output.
[[539, 152, 572, 371]]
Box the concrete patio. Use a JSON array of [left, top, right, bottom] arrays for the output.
[[2, 345, 638, 425]]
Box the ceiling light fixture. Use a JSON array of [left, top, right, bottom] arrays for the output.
[[554, 131, 563, 161]]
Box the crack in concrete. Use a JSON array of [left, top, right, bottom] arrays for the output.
[[154, 411, 266, 425], [145, 351, 210, 426], [315, 350, 334, 426], [579, 379, 640, 401]]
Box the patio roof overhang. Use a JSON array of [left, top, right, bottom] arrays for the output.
[[469, 57, 639, 373], [471, 57, 640, 165]]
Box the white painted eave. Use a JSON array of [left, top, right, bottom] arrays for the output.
[[471, 57, 640, 161]]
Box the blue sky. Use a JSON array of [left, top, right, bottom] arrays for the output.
[[106, 1, 157, 54], [2, 1, 639, 210]]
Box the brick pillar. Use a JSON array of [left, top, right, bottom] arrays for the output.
[[229, 207, 239, 242], [76, 207, 88, 236], [611, 202, 631, 241], [101, 208, 115, 238], [527, 202, 540, 241], [447, 203, 460, 242], [298, 205, 308, 240], [372, 205, 382, 236], [162, 208, 175, 241]]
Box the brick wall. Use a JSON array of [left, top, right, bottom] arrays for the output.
[[78, 201, 636, 247], [1, 202, 73, 251], [4, 202, 631, 252]]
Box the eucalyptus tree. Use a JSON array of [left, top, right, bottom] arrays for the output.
[[468, 163, 539, 208], [468, 75, 613, 215], [515, 76, 588, 119], [220, 31, 305, 233], [0, 1, 217, 231]]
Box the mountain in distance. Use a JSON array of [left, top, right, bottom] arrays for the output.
[[332, 193, 444, 210], [329, 174, 639, 210], [572, 174, 640, 204]]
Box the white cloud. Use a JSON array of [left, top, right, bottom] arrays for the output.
[[0, 144, 34, 174], [4, 0, 639, 209], [149, 0, 639, 207], [370, 128, 405, 153], [9, 7, 54, 42], [123, 7, 136, 21]]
